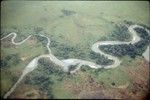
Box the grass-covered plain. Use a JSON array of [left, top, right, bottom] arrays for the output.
[[1, 1, 149, 99]]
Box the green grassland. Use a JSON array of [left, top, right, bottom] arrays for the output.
[[1, 1, 149, 99]]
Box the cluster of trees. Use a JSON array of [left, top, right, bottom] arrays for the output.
[[134, 27, 150, 40], [54, 43, 75, 59], [50, 40, 58, 47], [89, 51, 113, 65], [108, 24, 131, 41], [123, 20, 134, 26], [50, 41, 87, 59], [61, 9, 76, 16], [34, 27, 44, 34], [1, 54, 20, 68], [80, 65, 105, 77], [99, 26, 149, 59], [100, 44, 136, 58], [34, 27, 49, 49], [38, 58, 65, 76], [35, 35, 48, 46], [68, 64, 78, 72]]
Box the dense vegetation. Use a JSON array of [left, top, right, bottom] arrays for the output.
[[1, 53, 20, 68], [99, 24, 150, 58], [108, 24, 131, 41], [89, 52, 113, 65], [35, 35, 48, 47], [24, 58, 68, 98]]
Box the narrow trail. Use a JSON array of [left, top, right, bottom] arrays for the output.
[[1, 24, 149, 98]]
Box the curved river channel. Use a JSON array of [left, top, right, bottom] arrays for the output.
[[1, 24, 150, 98]]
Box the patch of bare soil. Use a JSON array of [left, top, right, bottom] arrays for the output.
[[103, 59, 149, 99], [63, 72, 108, 99], [26, 36, 37, 46], [101, 58, 149, 99], [123, 59, 149, 100]]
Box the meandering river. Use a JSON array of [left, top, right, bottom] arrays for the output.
[[1, 24, 149, 98]]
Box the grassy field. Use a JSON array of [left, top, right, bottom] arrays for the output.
[[1, 1, 149, 99]]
